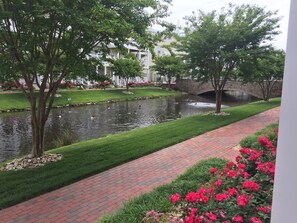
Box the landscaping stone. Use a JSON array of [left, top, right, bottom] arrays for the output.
[[0, 154, 63, 171]]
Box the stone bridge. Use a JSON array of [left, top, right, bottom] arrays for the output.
[[176, 79, 282, 99]]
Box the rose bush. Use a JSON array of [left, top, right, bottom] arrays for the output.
[[169, 128, 278, 223], [144, 127, 278, 223]]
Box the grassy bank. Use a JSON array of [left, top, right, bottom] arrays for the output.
[[0, 88, 180, 111], [99, 158, 227, 223], [0, 98, 280, 209]]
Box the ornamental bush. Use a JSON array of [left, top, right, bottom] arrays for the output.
[[145, 127, 278, 223]]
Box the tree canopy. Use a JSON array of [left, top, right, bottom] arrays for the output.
[[112, 55, 143, 91], [239, 48, 285, 101], [153, 54, 184, 88], [177, 4, 280, 113], [0, 0, 172, 157]]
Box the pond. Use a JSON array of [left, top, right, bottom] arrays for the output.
[[0, 91, 257, 162]]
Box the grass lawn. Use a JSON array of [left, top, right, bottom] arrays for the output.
[[98, 158, 227, 223], [0, 88, 180, 111], [0, 98, 280, 209]]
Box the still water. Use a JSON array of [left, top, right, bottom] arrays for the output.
[[0, 91, 257, 161]]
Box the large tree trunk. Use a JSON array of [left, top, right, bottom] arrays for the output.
[[215, 90, 223, 113], [31, 116, 45, 157], [25, 82, 59, 158], [168, 78, 171, 90], [125, 78, 129, 91], [259, 81, 276, 102]]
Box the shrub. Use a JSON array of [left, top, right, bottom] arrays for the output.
[[51, 129, 78, 148], [240, 124, 278, 150], [146, 127, 278, 223]]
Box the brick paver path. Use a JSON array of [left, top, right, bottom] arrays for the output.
[[0, 107, 280, 223]]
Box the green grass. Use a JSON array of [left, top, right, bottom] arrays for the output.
[[0, 88, 180, 111], [98, 158, 227, 223], [0, 98, 280, 209]]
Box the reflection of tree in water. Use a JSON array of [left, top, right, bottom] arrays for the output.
[[0, 112, 32, 161]]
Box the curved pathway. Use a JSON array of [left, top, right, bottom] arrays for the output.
[[0, 107, 280, 223]]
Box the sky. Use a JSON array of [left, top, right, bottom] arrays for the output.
[[165, 0, 291, 50]]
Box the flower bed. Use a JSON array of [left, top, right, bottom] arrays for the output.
[[143, 125, 278, 223], [164, 128, 278, 223], [128, 81, 155, 87]]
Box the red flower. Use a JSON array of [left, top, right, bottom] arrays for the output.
[[258, 136, 273, 148], [242, 180, 259, 192], [250, 217, 263, 223], [237, 194, 251, 207], [206, 212, 217, 221], [170, 193, 181, 203], [185, 192, 198, 203], [257, 206, 270, 214], [215, 193, 229, 202], [208, 187, 214, 197], [237, 163, 246, 169], [239, 148, 251, 156], [236, 155, 242, 162], [227, 161, 235, 168], [232, 215, 244, 222], [249, 150, 262, 161], [210, 168, 218, 174], [227, 170, 237, 178], [242, 171, 250, 179], [197, 187, 207, 195], [214, 179, 222, 187], [227, 188, 238, 196]]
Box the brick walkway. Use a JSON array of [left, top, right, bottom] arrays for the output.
[[0, 107, 280, 223]]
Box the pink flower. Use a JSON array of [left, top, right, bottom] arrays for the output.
[[170, 193, 181, 203], [214, 179, 222, 187], [250, 217, 263, 223], [227, 188, 238, 196], [242, 180, 259, 192], [237, 194, 251, 207], [232, 215, 244, 222], [206, 212, 217, 221], [210, 168, 218, 174], [215, 193, 229, 202], [220, 211, 226, 219]]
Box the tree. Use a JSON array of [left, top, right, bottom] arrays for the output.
[[111, 55, 143, 91], [239, 48, 285, 101], [153, 54, 184, 89], [0, 0, 171, 157], [177, 4, 280, 113]]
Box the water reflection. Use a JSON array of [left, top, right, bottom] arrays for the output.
[[0, 92, 257, 161]]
